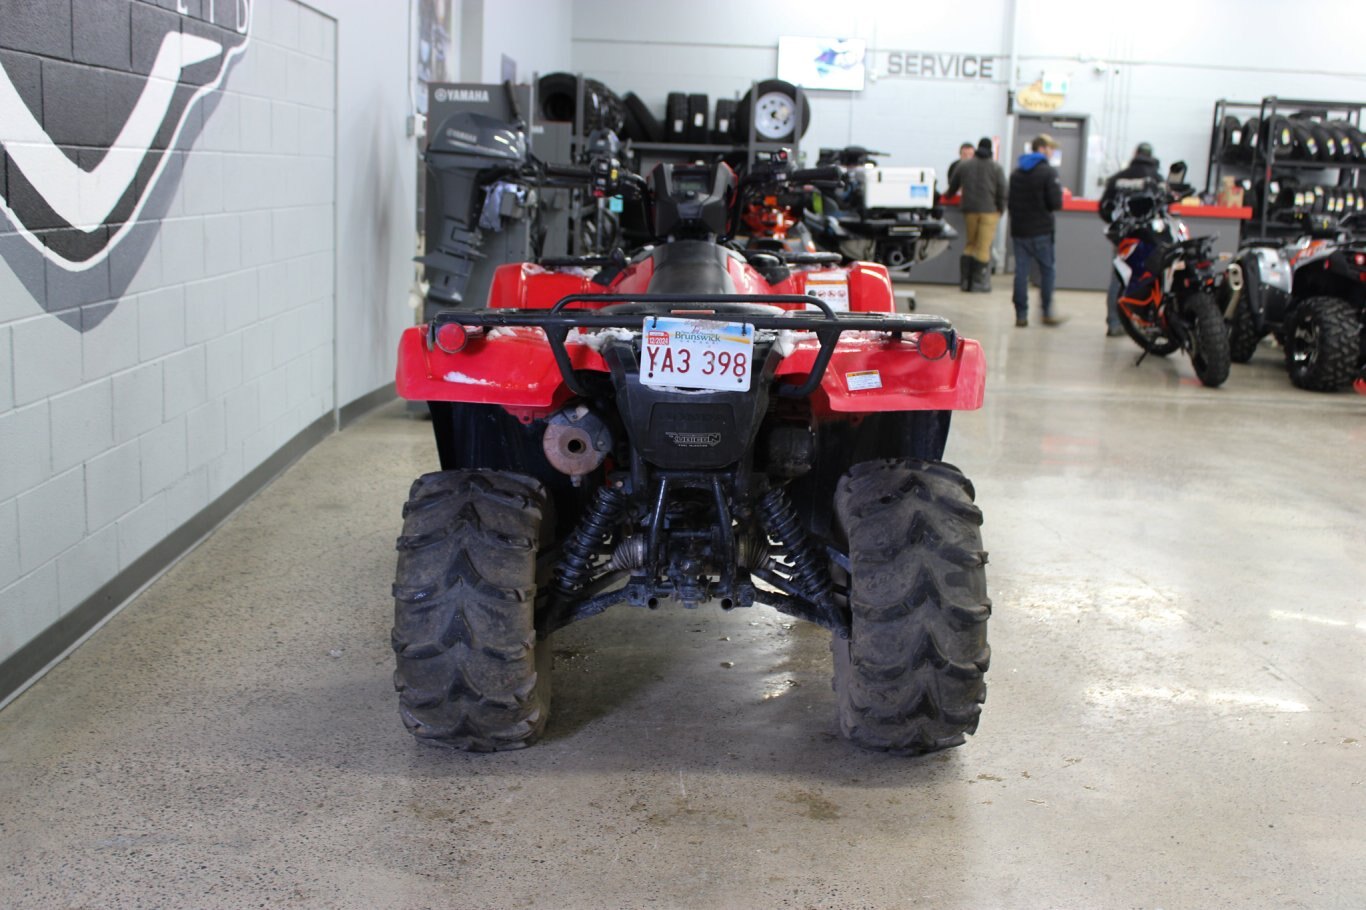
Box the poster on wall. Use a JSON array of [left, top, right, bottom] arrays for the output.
[[777, 37, 867, 92]]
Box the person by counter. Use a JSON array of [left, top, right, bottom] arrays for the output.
[[1099, 143, 1162, 337], [946, 141, 973, 185], [1008, 134, 1066, 327], [946, 137, 1007, 293]]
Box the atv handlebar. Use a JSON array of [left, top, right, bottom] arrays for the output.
[[430, 294, 959, 400]]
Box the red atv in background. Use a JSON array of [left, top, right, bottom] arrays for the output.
[[392, 112, 991, 755]]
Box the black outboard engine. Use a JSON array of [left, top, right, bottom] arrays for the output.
[[421, 111, 526, 306]]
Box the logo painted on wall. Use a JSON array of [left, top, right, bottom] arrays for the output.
[[0, 1, 252, 277]]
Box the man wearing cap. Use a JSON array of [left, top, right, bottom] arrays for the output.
[[1007, 134, 1066, 327], [946, 137, 1007, 292], [1099, 143, 1163, 337]]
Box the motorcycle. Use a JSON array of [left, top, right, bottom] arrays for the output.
[[1108, 186, 1232, 387]]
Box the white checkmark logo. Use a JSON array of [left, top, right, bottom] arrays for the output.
[[0, 23, 251, 272]]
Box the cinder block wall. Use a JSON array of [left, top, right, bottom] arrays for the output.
[[0, 1, 337, 678]]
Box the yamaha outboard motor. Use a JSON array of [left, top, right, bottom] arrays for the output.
[[421, 111, 527, 306]]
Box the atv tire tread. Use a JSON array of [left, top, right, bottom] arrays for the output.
[[1227, 294, 1261, 363], [832, 459, 990, 755], [1188, 292, 1232, 387], [391, 470, 551, 751], [1284, 296, 1361, 391]]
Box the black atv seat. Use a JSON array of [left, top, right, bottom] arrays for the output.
[[646, 240, 738, 295]]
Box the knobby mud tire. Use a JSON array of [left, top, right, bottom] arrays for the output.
[[391, 470, 551, 751], [1188, 292, 1231, 387], [1227, 295, 1262, 364], [832, 459, 991, 755], [1284, 296, 1361, 392]]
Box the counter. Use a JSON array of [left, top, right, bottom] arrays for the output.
[[912, 197, 1252, 290]]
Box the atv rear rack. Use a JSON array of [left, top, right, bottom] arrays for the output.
[[430, 293, 959, 398]]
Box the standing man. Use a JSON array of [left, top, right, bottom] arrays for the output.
[[946, 137, 1007, 293], [1007, 134, 1065, 326], [946, 141, 974, 185], [1099, 142, 1161, 337]]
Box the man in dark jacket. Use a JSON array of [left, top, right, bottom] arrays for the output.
[[1007, 134, 1065, 326], [1099, 143, 1161, 336], [946, 137, 1007, 292], [946, 142, 973, 185]]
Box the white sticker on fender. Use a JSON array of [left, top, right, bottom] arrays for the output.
[[846, 370, 882, 391], [805, 272, 850, 312]]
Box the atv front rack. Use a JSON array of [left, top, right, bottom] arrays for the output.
[[430, 293, 959, 398]]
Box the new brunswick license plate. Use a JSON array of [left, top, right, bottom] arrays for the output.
[[640, 316, 754, 391]]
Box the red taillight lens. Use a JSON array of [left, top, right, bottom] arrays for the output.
[[917, 329, 951, 360], [1353, 252, 1366, 268], [434, 323, 469, 353]]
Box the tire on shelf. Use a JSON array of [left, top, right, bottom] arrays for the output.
[[537, 73, 624, 134], [712, 98, 738, 143], [664, 92, 689, 141], [734, 79, 812, 143], [831, 459, 991, 756], [1283, 296, 1362, 391], [391, 469, 553, 751], [1187, 292, 1232, 387], [623, 92, 663, 142]]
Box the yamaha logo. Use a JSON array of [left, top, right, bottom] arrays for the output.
[[434, 88, 490, 104], [0, 1, 252, 276]]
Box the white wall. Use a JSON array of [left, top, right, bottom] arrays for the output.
[[0, 0, 417, 689], [572, 0, 1366, 194]]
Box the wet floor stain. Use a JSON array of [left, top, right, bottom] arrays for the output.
[[783, 789, 842, 821]]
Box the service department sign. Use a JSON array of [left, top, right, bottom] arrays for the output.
[[0, 1, 251, 280]]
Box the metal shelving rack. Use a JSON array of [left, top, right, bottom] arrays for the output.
[[1205, 96, 1366, 239]]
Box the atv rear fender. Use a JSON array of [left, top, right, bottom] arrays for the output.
[[396, 293, 985, 419]]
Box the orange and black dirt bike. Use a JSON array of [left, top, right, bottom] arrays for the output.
[[1108, 187, 1232, 387], [391, 110, 991, 756]]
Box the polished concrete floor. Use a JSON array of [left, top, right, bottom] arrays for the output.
[[2, 283, 1364, 909]]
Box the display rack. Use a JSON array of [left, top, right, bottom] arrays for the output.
[[1204, 96, 1366, 239], [621, 83, 807, 172]]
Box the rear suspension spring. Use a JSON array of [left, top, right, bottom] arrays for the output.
[[757, 487, 836, 609], [555, 483, 628, 597]]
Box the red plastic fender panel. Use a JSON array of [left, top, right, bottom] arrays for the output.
[[395, 325, 607, 417], [774, 332, 986, 413]]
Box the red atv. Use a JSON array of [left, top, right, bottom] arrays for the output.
[[392, 138, 991, 755]]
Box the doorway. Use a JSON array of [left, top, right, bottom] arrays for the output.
[[1015, 114, 1088, 195]]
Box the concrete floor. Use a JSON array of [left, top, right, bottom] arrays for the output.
[[2, 283, 1364, 909]]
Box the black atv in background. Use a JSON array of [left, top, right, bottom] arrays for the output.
[[1229, 212, 1366, 391], [802, 146, 956, 276]]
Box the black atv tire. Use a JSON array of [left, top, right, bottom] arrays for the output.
[[392, 470, 552, 751], [1227, 293, 1262, 363], [1118, 301, 1180, 357], [832, 459, 991, 755], [1187, 292, 1231, 387], [1284, 296, 1362, 391]]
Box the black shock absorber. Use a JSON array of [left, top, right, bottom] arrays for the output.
[[757, 487, 837, 615], [555, 483, 628, 598]]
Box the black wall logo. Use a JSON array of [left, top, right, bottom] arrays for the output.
[[0, 0, 252, 323]]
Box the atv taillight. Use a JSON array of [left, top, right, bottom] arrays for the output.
[[434, 323, 469, 353], [1354, 252, 1366, 268], [917, 329, 951, 360]]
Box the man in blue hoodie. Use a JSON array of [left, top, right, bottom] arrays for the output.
[[1007, 134, 1065, 327]]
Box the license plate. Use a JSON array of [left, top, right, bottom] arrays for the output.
[[640, 316, 754, 391]]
